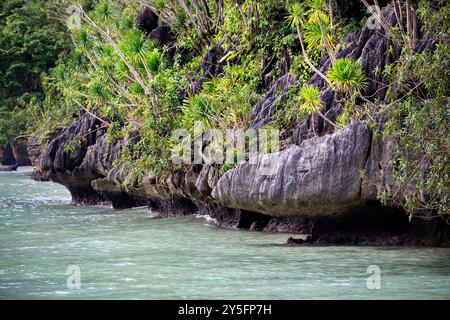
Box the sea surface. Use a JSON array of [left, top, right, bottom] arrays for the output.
[[1, 169, 449, 299]]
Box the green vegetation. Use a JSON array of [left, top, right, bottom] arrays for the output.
[[296, 84, 338, 132], [0, 0, 69, 144], [298, 84, 322, 114], [380, 3, 450, 220], [327, 58, 367, 94]]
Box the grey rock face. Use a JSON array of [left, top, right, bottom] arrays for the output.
[[0, 144, 16, 165], [212, 122, 372, 217], [27, 136, 49, 181], [148, 25, 173, 46], [136, 7, 158, 34], [11, 138, 31, 166], [39, 114, 108, 204], [251, 74, 298, 129]]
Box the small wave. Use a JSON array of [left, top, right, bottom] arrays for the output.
[[53, 290, 70, 295], [120, 277, 137, 282], [193, 214, 218, 226], [113, 262, 136, 267]]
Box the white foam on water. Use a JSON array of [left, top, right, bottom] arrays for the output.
[[193, 213, 219, 226]]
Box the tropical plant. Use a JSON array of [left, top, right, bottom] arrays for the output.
[[305, 0, 329, 24], [149, 0, 226, 49], [285, 2, 331, 84], [298, 84, 338, 132], [304, 20, 335, 56], [298, 84, 323, 114], [0, 0, 68, 144], [327, 58, 367, 94], [120, 30, 159, 83], [182, 95, 219, 132]]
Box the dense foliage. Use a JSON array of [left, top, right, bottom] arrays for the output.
[[380, 1, 450, 220], [0, 0, 68, 144]]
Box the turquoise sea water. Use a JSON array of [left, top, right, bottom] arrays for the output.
[[0, 169, 449, 299]]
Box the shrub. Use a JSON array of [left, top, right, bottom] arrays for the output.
[[327, 58, 367, 94]]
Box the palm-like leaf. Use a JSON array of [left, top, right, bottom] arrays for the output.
[[304, 21, 334, 52], [97, 55, 116, 80], [130, 82, 144, 95], [306, 0, 329, 24], [70, 49, 86, 69], [299, 84, 322, 113], [327, 58, 368, 93], [285, 3, 304, 30], [94, 1, 117, 25], [74, 29, 91, 49], [120, 30, 160, 77], [146, 50, 161, 73], [120, 16, 135, 33], [182, 95, 218, 131], [88, 80, 110, 101], [120, 30, 149, 64]]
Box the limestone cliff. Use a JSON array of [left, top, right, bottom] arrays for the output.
[[27, 5, 449, 246]]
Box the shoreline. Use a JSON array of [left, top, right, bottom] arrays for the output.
[[5, 168, 450, 247]]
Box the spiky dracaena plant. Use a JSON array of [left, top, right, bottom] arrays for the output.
[[304, 0, 336, 63], [299, 84, 323, 113], [119, 30, 160, 82], [286, 2, 304, 30], [182, 95, 219, 133], [299, 84, 321, 134], [286, 2, 331, 84], [298, 84, 339, 132], [327, 58, 367, 94], [305, 0, 329, 24]]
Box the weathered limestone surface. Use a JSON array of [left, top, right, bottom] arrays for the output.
[[212, 122, 372, 216]]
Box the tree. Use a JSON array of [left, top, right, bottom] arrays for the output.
[[285, 2, 331, 85], [0, 0, 68, 144], [304, 0, 336, 63]]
